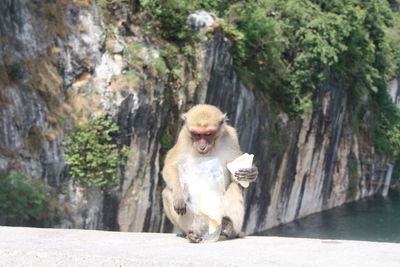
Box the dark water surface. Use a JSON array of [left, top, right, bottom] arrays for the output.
[[258, 191, 400, 243]]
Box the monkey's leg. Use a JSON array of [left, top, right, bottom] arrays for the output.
[[162, 187, 194, 234], [220, 182, 245, 238]]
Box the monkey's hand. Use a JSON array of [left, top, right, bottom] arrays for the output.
[[173, 197, 187, 215], [234, 165, 258, 183]]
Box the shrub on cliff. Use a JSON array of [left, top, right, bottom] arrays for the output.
[[0, 174, 57, 226], [64, 115, 128, 191]]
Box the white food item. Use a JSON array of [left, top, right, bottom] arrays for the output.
[[198, 192, 221, 234], [227, 153, 254, 188], [179, 157, 225, 235]]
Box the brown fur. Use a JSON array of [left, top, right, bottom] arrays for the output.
[[185, 104, 225, 133]]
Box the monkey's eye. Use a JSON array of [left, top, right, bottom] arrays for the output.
[[191, 133, 201, 137], [204, 133, 213, 137]]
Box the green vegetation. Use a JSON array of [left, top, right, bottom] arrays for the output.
[[160, 130, 173, 152], [6, 61, 23, 81], [95, 0, 112, 24], [138, 0, 240, 41], [64, 115, 128, 190], [253, 1, 398, 115], [124, 43, 145, 66], [0, 174, 58, 225], [139, 1, 399, 106], [347, 152, 360, 200], [137, 0, 400, 158], [154, 56, 169, 78], [122, 70, 140, 87], [110, 71, 141, 92]]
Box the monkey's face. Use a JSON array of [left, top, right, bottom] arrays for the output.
[[183, 104, 226, 155], [190, 130, 216, 155]]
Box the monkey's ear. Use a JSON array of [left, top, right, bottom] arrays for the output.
[[181, 113, 187, 121], [221, 113, 228, 124]]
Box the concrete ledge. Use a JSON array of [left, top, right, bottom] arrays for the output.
[[0, 226, 399, 266]]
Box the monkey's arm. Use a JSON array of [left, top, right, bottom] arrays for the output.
[[162, 149, 186, 215], [225, 125, 258, 185]]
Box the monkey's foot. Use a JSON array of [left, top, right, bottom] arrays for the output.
[[221, 217, 238, 239], [176, 231, 186, 238], [238, 232, 246, 238], [187, 230, 202, 243]]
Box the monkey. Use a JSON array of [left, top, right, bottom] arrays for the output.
[[162, 104, 258, 243]]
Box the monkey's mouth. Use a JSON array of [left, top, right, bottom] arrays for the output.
[[198, 149, 209, 154]]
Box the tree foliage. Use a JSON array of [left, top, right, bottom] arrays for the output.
[[139, 0, 236, 41], [64, 115, 128, 190], [139, 0, 399, 107], [0, 174, 54, 224], [138, 0, 400, 156], [230, 0, 400, 115]]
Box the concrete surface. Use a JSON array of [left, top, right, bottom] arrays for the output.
[[0, 226, 399, 266]]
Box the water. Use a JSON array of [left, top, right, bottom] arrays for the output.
[[258, 191, 400, 243]]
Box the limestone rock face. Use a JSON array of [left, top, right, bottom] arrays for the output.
[[389, 79, 400, 105], [0, 0, 111, 229], [187, 11, 216, 32], [0, 3, 391, 234]]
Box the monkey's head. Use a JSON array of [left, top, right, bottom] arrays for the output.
[[182, 104, 226, 155]]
